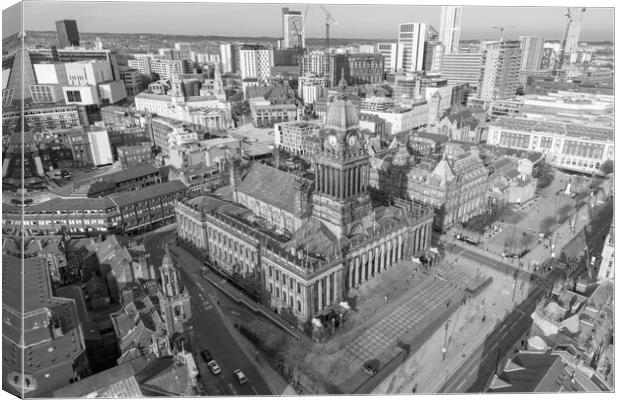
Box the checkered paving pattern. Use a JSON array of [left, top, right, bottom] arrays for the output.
[[437, 267, 476, 288], [344, 279, 460, 362]]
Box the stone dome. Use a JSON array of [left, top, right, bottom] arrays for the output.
[[324, 98, 359, 131]]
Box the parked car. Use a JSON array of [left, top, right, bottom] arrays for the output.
[[363, 364, 377, 376], [201, 349, 213, 363], [207, 360, 221, 375], [233, 369, 248, 384]]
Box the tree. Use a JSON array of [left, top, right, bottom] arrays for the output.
[[600, 160, 614, 175], [539, 216, 556, 234], [537, 163, 555, 189]]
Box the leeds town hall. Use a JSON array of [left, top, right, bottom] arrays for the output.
[[175, 94, 434, 325]]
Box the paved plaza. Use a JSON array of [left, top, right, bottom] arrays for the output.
[[344, 278, 461, 362]]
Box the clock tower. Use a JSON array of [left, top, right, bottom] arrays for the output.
[[312, 94, 372, 238]]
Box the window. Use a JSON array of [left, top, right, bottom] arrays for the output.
[[282, 292, 287, 303], [66, 90, 82, 102], [297, 283, 301, 294], [289, 277, 293, 289], [269, 266, 273, 277], [276, 288, 280, 298], [275, 271, 280, 281], [297, 300, 301, 312]]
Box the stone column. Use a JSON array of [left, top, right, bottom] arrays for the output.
[[326, 275, 331, 306], [340, 170, 345, 199], [397, 237, 403, 260], [364, 254, 369, 281], [374, 248, 380, 276], [348, 262, 353, 290], [317, 279, 323, 311], [427, 223, 433, 250]]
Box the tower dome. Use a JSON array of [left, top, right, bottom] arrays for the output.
[[324, 98, 359, 131]]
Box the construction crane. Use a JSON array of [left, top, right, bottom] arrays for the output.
[[491, 25, 521, 42], [319, 5, 338, 51], [556, 8, 586, 76], [291, 5, 310, 67]]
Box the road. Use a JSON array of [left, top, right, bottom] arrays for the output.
[[173, 248, 273, 396]]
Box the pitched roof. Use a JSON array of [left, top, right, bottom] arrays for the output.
[[110, 180, 187, 207], [99, 163, 160, 184], [52, 363, 141, 398], [30, 196, 116, 212], [236, 163, 301, 214]]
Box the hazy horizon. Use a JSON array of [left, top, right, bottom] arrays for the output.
[[3, 2, 615, 42]]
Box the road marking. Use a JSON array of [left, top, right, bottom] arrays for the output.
[[251, 386, 259, 395], [457, 380, 467, 390]]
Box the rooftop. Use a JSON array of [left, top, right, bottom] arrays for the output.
[[237, 163, 302, 214], [97, 163, 160, 185], [490, 116, 613, 142], [110, 180, 187, 207]]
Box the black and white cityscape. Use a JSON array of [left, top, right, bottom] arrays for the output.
[[1, 1, 615, 397]]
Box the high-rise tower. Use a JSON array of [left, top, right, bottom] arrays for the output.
[[519, 36, 545, 71], [478, 40, 522, 101], [282, 7, 305, 49], [55, 19, 80, 48], [397, 22, 427, 72], [439, 6, 463, 54]]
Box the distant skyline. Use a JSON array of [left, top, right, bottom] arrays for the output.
[[3, 1, 615, 42]]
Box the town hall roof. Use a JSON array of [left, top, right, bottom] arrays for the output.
[[236, 163, 302, 214]]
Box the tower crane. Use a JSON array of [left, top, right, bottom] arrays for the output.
[[319, 5, 338, 51], [291, 5, 310, 61], [491, 25, 521, 42]]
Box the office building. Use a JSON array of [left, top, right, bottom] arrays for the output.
[[360, 100, 428, 135], [478, 41, 522, 101], [397, 22, 427, 72], [174, 42, 192, 60], [219, 43, 237, 73], [423, 41, 444, 73], [118, 66, 145, 97], [441, 52, 483, 87], [282, 7, 305, 49], [439, 6, 463, 54], [2, 103, 83, 133], [5, 180, 188, 236], [249, 97, 297, 128], [299, 50, 330, 78], [55, 19, 80, 48], [298, 75, 328, 104], [29, 84, 64, 103], [274, 120, 321, 156], [2, 255, 89, 397], [57, 48, 121, 81], [329, 53, 384, 87], [86, 127, 114, 166], [376, 43, 398, 73], [116, 143, 154, 168], [239, 45, 273, 82]]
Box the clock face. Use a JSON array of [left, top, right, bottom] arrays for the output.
[[328, 135, 337, 147], [347, 135, 358, 146]]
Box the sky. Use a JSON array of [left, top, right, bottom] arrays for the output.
[[3, 0, 615, 41]]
